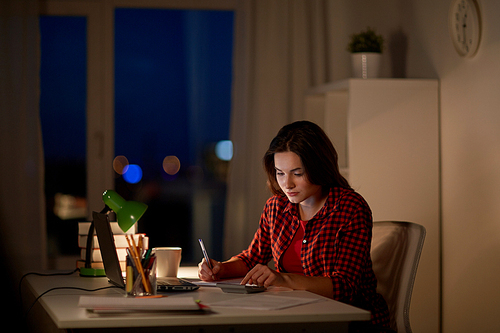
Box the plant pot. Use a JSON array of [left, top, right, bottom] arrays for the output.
[[350, 52, 381, 79]]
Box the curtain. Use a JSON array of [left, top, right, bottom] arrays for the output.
[[224, 0, 335, 258], [0, 0, 46, 284]]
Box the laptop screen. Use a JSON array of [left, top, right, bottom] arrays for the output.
[[92, 211, 125, 288]]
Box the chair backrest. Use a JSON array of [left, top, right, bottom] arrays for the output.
[[371, 221, 426, 333]]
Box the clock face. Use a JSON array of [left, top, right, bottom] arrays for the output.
[[448, 0, 481, 57]]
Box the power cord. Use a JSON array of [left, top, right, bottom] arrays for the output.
[[25, 285, 120, 315], [19, 268, 80, 293], [19, 268, 121, 316], [19, 268, 80, 311]]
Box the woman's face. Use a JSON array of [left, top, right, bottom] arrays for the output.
[[274, 151, 322, 205]]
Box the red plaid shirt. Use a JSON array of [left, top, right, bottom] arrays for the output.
[[235, 187, 390, 327]]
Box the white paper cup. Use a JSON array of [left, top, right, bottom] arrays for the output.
[[155, 247, 182, 277]]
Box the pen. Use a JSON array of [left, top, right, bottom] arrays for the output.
[[142, 248, 152, 266], [198, 238, 213, 270], [126, 235, 152, 294], [126, 254, 134, 294]]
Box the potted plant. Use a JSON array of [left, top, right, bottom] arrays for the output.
[[347, 27, 384, 78]]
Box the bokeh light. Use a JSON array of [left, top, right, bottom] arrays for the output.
[[113, 155, 129, 174], [163, 155, 181, 175], [215, 140, 233, 161], [123, 164, 143, 184]]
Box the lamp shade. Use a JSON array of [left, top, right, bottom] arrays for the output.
[[102, 189, 148, 232]]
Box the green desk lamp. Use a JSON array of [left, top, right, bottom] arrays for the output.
[[80, 190, 148, 277]]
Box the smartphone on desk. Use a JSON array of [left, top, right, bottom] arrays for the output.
[[216, 282, 267, 294]]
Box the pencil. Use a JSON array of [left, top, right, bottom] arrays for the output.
[[126, 235, 152, 294], [138, 235, 143, 256], [129, 236, 151, 294]]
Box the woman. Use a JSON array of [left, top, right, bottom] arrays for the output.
[[198, 120, 391, 331]]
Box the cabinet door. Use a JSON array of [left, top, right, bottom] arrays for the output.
[[348, 79, 440, 333], [348, 79, 439, 222]]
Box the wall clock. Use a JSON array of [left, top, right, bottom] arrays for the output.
[[448, 0, 482, 58]]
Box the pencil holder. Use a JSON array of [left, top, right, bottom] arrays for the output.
[[126, 254, 157, 296]]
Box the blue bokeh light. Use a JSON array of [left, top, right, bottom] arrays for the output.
[[122, 164, 143, 184], [215, 140, 233, 161]]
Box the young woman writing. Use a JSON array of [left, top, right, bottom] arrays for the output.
[[198, 120, 391, 332]]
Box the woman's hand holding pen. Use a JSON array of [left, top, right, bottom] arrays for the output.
[[197, 258, 286, 287], [198, 257, 265, 283], [198, 258, 220, 281]]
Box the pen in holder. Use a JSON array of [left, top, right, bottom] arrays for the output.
[[125, 236, 157, 296]]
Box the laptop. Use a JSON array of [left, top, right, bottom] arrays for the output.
[[156, 277, 199, 291], [92, 211, 199, 292]]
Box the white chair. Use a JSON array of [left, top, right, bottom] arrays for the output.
[[371, 221, 426, 333]]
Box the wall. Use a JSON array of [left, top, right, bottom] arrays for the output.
[[336, 0, 500, 332], [407, 1, 500, 333]]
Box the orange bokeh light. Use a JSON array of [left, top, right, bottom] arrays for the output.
[[113, 155, 129, 175], [163, 155, 181, 175]]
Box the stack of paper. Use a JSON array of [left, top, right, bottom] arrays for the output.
[[78, 296, 202, 313]]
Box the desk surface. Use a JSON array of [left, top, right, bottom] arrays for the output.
[[24, 267, 370, 332]]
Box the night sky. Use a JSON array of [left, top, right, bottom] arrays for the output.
[[40, 9, 234, 260], [40, 8, 234, 181]]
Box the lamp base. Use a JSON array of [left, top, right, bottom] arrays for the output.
[[80, 267, 106, 277]]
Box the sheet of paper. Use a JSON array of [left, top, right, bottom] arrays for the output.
[[183, 277, 243, 287], [207, 294, 321, 310]]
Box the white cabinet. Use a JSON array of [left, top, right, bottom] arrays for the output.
[[305, 78, 440, 333]]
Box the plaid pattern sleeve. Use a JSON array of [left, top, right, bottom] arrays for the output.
[[235, 187, 390, 328]]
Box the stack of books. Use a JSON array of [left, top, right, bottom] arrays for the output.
[[76, 222, 149, 272]]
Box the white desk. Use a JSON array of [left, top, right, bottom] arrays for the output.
[[23, 267, 370, 332]]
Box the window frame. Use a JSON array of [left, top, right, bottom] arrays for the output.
[[39, 0, 237, 216]]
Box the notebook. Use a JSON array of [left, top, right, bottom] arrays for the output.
[[92, 211, 198, 292]]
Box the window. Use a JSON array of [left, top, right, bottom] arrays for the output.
[[114, 8, 233, 262], [39, 4, 234, 267]]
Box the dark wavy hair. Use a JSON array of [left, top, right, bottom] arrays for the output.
[[263, 120, 351, 196]]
